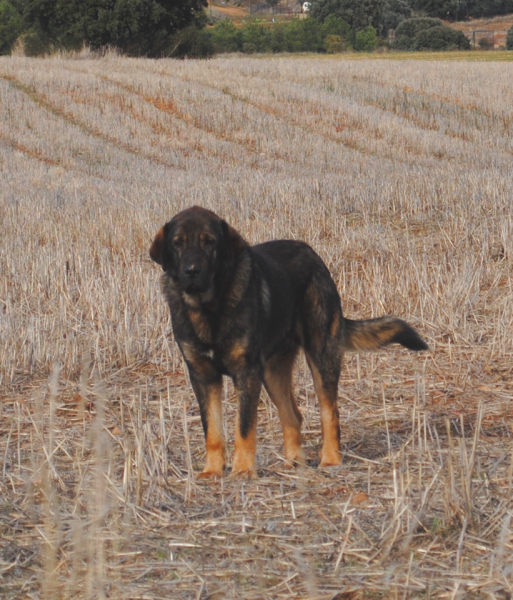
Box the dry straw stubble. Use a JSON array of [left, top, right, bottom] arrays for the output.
[[0, 54, 513, 599]]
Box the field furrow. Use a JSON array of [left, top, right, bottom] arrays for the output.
[[0, 55, 512, 600]]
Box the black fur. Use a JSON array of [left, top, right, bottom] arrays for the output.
[[150, 206, 427, 477]]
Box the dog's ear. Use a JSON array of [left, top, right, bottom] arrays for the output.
[[220, 220, 247, 268], [150, 223, 173, 272]]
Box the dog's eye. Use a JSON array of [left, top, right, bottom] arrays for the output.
[[202, 237, 216, 248], [173, 238, 184, 248]]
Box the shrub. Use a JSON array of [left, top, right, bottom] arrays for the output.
[[283, 17, 323, 52], [320, 14, 351, 46], [393, 17, 441, 49], [18, 29, 52, 57], [209, 19, 242, 53], [354, 25, 377, 52], [199, 16, 354, 57], [171, 25, 214, 58], [242, 42, 257, 54], [325, 34, 345, 53], [478, 37, 492, 50], [413, 26, 470, 51], [392, 17, 470, 51], [270, 22, 287, 53], [242, 22, 272, 53], [507, 26, 513, 50]]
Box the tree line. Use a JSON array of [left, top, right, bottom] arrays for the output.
[[1, 0, 512, 56], [0, 0, 207, 56], [309, 0, 513, 37]]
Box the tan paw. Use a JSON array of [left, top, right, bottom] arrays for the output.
[[228, 468, 258, 480], [197, 468, 224, 480], [319, 450, 341, 467]]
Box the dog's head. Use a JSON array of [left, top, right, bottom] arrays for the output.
[[150, 206, 246, 296]]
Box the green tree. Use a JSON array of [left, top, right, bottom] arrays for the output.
[[320, 14, 351, 40], [393, 17, 470, 51], [412, 0, 469, 20], [242, 21, 272, 53], [412, 25, 470, 50], [392, 16, 441, 49], [382, 0, 411, 32], [478, 0, 513, 18], [0, 1, 22, 54], [208, 16, 351, 55], [18, 0, 208, 56], [354, 24, 377, 50], [310, 0, 385, 35], [209, 19, 242, 53], [507, 25, 513, 50], [170, 21, 213, 57], [270, 21, 287, 52], [412, 0, 513, 20], [283, 17, 322, 52]]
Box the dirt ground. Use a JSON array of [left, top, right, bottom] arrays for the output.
[[1, 54, 513, 600], [449, 13, 513, 48], [209, 2, 250, 20]]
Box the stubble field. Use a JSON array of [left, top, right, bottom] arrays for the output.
[[0, 54, 512, 599]]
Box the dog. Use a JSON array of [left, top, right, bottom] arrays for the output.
[[150, 206, 428, 478]]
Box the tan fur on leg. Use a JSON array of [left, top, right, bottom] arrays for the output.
[[264, 352, 304, 465], [198, 380, 226, 478]]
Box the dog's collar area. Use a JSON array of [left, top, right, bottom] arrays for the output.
[[181, 287, 215, 307]]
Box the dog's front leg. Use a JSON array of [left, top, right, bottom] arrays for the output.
[[231, 372, 262, 479], [188, 372, 226, 479]]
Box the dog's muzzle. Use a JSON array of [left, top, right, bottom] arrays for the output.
[[179, 254, 211, 294]]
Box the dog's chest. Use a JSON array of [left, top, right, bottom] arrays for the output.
[[187, 308, 213, 345], [184, 307, 251, 372]]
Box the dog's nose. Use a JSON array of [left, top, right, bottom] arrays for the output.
[[184, 264, 201, 278]]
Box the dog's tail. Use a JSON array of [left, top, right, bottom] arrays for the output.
[[342, 316, 428, 352]]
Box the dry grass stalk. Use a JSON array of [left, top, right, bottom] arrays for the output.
[[1, 54, 513, 599]]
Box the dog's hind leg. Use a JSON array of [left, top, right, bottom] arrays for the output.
[[305, 351, 342, 467], [231, 372, 262, 479], [264, 349, 304, 465], [302, 279, 344, 467]]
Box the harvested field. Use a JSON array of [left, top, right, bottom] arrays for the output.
[[1, 55, 513, 599]]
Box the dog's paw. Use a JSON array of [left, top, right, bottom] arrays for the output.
[[284, 449, 306, 468], [319, 452, 342, 468], [228, 468, 258, 480], [197, 469, 224, 480]]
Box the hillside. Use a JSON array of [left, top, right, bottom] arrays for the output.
[[450, 13, 513, 48], [208, 2, 513, 49], [209, 1, 250, 22], [209, 0, 301, 23]]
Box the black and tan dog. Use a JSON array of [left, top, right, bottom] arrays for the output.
[[150, 206, 427, 478]]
